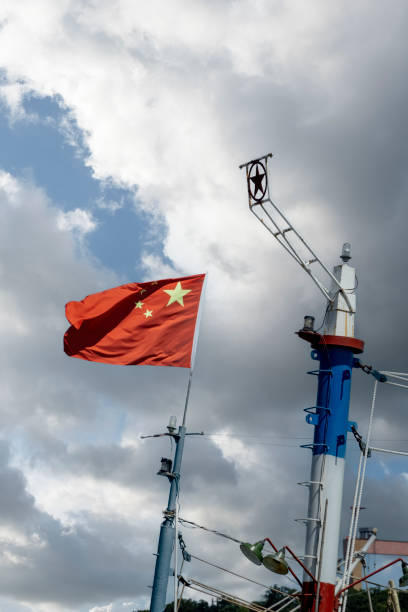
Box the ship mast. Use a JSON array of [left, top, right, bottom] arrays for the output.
[[240, 154, 364, 612]]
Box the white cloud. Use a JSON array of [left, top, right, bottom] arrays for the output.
[[95, 197, 123, 214], [0, 81, 29, 119], [1, 1, 408, 609], [57, 208, 97, 235], [141, 252, 179, 280], [0, 169, 21, 202]]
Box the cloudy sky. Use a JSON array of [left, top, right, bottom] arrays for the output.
[[1, 1, 408, 610]]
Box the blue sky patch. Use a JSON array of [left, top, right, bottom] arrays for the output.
[[0, 93, 168, 281]]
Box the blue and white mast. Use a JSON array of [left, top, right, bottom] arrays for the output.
[[240, 155, 364, 612], [298, 244, 363, 612]]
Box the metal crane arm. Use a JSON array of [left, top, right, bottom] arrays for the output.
[[241, 154, 354, 314]]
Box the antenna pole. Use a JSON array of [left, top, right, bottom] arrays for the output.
[[150, 365, 198, 612], [150, 424, 186, 612], [298, 245, 364, 612]]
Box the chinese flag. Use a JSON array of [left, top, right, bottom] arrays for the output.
[[64, 274, 205, 367]]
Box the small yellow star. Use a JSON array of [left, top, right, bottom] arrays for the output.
[[151, 281, 158, 285], [144, 309, 153, 318], [139, 288, 147, 294], [135, 301, 144, 309]]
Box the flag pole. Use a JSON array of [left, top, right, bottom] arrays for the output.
[[182, 369, 193, 427], [150, 419, 187, 612], [150, 276, 207, 612], [174, 481, 179, 612]]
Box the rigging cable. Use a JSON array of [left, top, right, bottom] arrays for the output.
[[341, 380, 378, 612], [189, 553, 298, 600], [178, 517, 242, 544]]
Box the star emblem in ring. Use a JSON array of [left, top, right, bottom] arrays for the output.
[[248, 161, 267, 202]]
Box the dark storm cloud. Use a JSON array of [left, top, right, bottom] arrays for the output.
[[1, 1, 408, 609], [0, 440, 149, 607], [28, 435, 238, 492]]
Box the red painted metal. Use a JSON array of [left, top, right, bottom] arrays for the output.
[[319, 335, 364, 353], [263, 538, 302, 587], [299, 551, 403, 610], [318, 583, 336, 612], [297, 330, 364, 354], [263, 537, 278, 552], [337, 558, 403, 595], [285, 545, 316, 583], [301, 581, 335, 612]]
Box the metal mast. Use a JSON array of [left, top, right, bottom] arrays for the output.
[[240, 155, 364, 612], [297, 249, 363, 612], [150, 422, 187, 612]]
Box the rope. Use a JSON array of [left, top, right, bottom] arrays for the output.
[[362, 563, 374, 612], [174, 488, 179, 612], [381, 371, 408, 379], [179, 519, 301, 593], [183, 578, 267, 612], [381, 371, 408, 390], [385, 381, 408, 390], [370, 446, 408, 457], [178, 517, 242, 544], [182, 577, 300, 612], [341, 380, 378, 611], [339, 570, 406, 593], [189, 553, 298, 599], [348, 381, 377, 591], [272, 596, 299, 612], [342, 451, 364, 594]]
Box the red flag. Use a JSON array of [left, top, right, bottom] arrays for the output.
[[64, 274, 205, 367]]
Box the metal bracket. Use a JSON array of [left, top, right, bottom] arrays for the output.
[[239, 154, 354, 313], [304, 406, 331, 414], [307, 369, 333, 376], [300, 442, 328, 451], [294, 517, 322, 525], [304, 406, 330, 426], [353, 359, 388, 382], [305, 413, 319, 426], [297, 481, 323, 488]]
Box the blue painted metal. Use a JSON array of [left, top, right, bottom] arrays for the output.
[[309, 346, 355, 459], [150, 426, 186, 612]]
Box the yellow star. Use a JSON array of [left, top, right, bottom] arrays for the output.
[[139, 288, 146, 294], [135, 301, 144, 309], [144, 309, 153, 318], [163, 281, 191, 307], [151, 281, 158, 285]]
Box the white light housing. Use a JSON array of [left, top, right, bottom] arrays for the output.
[[168, 415, 177, 433], [303, 315, 315, 331], [341, 242, 351, 262]]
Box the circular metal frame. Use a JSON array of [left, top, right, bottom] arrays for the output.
[[248, 161, 267, 202]]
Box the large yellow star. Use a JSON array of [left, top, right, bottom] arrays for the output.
[[163, 282, 191, 307]]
